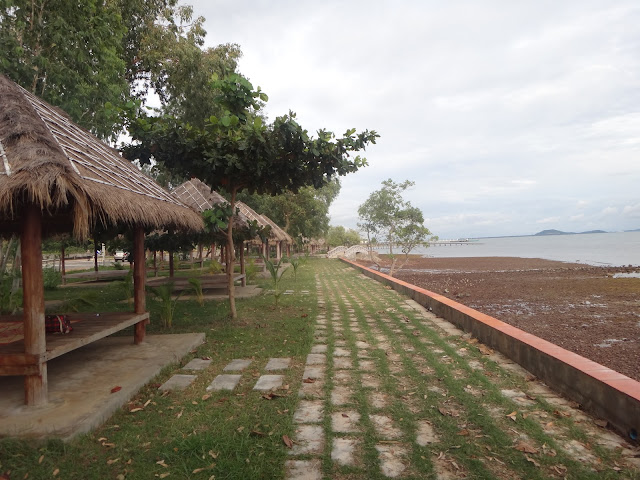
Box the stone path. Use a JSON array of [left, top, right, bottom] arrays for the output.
[[284, 264, 640, 479]]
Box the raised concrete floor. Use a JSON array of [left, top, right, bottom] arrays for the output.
[[0, 332, 204, 441]]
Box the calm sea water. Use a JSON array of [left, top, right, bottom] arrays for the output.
[[406, 231, 640, 267]]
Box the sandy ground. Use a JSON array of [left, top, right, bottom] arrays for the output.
[[357, 256, 640, 382]]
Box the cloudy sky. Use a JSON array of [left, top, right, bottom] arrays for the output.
[[189, 0, 640, 238]]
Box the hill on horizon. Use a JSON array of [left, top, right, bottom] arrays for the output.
[[534, 229, 608, 236]]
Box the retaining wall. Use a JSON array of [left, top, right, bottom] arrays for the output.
[[342, 258, 640, 442]]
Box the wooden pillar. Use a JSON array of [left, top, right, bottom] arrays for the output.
[[22, 205, 47, 406], [93, 238, 99, 272], [239, 242, 246, 287], [60, 245, 66, 285], [133, 226, 147, 344], [276, 241, 282, 260]]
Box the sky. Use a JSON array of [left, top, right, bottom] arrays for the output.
[[187, 0, 640, 239]]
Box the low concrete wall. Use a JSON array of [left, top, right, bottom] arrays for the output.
[[343, 258, 640, 442]]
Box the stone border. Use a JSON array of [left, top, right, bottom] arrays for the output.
[[341, 258, 640, 442]]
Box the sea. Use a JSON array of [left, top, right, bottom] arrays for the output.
[[405, 231, 640, 267]]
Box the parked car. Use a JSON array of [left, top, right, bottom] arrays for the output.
[[114, 250, 126, 262]]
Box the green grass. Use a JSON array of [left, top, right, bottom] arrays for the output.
[[1, 259, 638, 479]]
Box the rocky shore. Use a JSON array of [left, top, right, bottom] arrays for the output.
[[357, 256, 640, 382]]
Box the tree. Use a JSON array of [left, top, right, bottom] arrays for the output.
[[358, 179, 434, 276], [238, 179, 341, 246], [0, 1, 216, 140], [124, 74, 378, 318], [326, 226, 361, 249]]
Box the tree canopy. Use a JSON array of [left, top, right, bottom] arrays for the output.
[[123, 74, 378, 317], [358, 179, 434, 276]]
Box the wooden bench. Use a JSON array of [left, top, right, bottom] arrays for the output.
[[146, 274, 246, 293], [0, 312, 149, 376]]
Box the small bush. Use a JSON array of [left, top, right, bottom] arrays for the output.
[[43, 267, 61, 290]]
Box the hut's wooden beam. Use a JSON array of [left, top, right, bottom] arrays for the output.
[[133, 226, 147, 344], [21, 204, 47, 406]]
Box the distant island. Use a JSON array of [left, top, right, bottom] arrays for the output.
[[534, 229, 607, 236]]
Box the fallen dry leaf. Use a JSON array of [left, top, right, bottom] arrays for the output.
[[106, 458, 120, 465], [208, 450, 218, 459], [250, 430, 266, 437], [156, 459, 169, 468], [506, 411, 517, 421], [176, 410, 183, 419], [302, 378, 316, 384], [458, 429, 470, 436], [52, 469, 60, 476], [525, 455, 540, 467], [236, 426, 245, 433], [38, 454, 44, 464], [129, 407, 143, 413], [478, 344, 493, 355], [283, 435, 293, 448], [159, 473, 170, 479], [514, 441, 538, 454], [201, 394, 211, 401], [111, 386, 122, 394]]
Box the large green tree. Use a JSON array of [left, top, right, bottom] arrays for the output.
[[238, 179, 341, 245], [326, 225, 361, 249], [0, 0, 219, 139], [124, 74, 378, 318], [358, 179, 434, 276]]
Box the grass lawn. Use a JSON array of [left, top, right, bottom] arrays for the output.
[[0, 258, 638, 479]]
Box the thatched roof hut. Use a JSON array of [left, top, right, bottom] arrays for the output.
[[0, 75, 203, 239], [0, 75, 202, 408], [171, 178, 249, 231], [235, 201, 291, 244]]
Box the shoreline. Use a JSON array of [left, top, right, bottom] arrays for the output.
[[356, 255, 640, 382]]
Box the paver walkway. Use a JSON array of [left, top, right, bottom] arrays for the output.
[[285, 263, 640, 479]]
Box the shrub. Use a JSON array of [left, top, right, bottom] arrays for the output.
[[43, 267, 61, 290]]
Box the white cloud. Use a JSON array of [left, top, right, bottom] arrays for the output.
[[189, 0, 640, 238]]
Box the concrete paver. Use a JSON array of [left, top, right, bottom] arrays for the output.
[[285, 459, 322, 480], [265, 357, 291, 371], [206, 374, 241, 391], [223, 358, 252, 371], [331, 437, 358, 466], [182, 358, 211, 371], [289, 425, 324, 455], [158, 374, 197, 391], [253, 374, 284, 391], [293, 400, 323, 423]]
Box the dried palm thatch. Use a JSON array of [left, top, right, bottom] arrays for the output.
[[235, 201, 292, 243], [171, 178, 249, 230], [0, 75, 203, 239]]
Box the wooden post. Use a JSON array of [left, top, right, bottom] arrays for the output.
[[22, 205, 47, 406], [61, 244, 66, 285], [239, 242, 246, 287], [133, 226, 147, 344], [93, 238, 99, 273]]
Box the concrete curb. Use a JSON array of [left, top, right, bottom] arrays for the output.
[[342, 258, 639, 443]]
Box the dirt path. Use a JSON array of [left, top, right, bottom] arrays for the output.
[[285, 261, 639, 479]]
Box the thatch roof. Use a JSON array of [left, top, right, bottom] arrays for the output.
[[235, 201, 293, 243], [171, 178, 249, 230], [0, 75, 203, 239]]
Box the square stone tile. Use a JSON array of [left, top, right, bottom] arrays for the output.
[[332, 410, 360, 433], [293, 400, 324, 423], [289, 425, 324, 455], [306, 353, 326, 365], [253, 374, 284, 391], [265, 357, 291, 371], [182, 358, 212, 371], [206, 374, 241, 391], [223, 359, 252, 371], [159, 374, 196, 391]]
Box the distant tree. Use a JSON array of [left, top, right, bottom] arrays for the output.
[[124, 74, 378, 318], [326, 226, 361, 249], [358, 179, 434, 276], [238, 179, 341, 245]]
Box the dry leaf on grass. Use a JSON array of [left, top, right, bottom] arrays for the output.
[[514, 441, 538, 454], [111, 386, 122, 393], [302, 378, 316, 383], [478, 344, 493, 355], [283, 435, 293, 448], [106, 458, 120, 465], [38, 455, 44, 464], [159, 473, 170, 479], [129, 407, 143, 413], [525, 455, 540, 467], [156, 460, 169, 468], [506, 411, 517, 421], [201, 394, 211, 401]]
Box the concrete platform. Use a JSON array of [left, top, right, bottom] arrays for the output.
[[0, 332, 204, 441]]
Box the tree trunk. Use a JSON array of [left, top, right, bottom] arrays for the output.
[[0, 235, 16, 275], [227, 188, 238, 319], [61, 245, 66, 285], [94, 238, 99, 272]]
